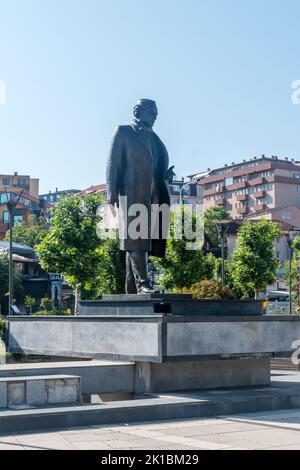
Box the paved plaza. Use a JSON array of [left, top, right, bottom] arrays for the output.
[[2, 407, 300, 450]]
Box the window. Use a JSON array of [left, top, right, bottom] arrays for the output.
[[2, 211, 9, 223], [225, 177, 234, 186], [2, 178, 10, 185], [0, 193, 9, 203], [286, 211, 292, 220], [17, 178, 28, 187], [282, 211, 286, 220], [13, 215, 23, 225]]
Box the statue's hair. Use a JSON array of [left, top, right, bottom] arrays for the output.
[[133, 99, 157, 118]]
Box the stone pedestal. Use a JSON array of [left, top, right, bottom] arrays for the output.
[[80, 294, 263, 317], [7, 295, 300, 393]]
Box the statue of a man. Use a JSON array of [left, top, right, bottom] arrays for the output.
[[106, 99, 174, 294]]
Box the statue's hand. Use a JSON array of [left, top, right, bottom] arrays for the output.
[[166, 165, 176, 183], [108, 197, 119, 208]]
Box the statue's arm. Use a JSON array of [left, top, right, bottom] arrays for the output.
[[106, 127, 124, 206], [162, 143, 175, 183]]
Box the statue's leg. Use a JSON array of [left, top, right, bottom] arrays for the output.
[[129, 251, 154, 294], [125, 252, 137, 294]]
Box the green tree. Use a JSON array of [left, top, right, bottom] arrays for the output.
[[4, 215, 48, 249], [24, 295, 35, 314], [83, 234, 126, 298], [283, 236, 300, 309], [230, 219, 281, 299], [204, 206, 230, 253], [36, 194, 104, 314], [151, 206, 213, 291], [0, 254, 24, 315]]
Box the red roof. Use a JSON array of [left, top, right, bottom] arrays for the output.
[[78, 183, 107, 196]]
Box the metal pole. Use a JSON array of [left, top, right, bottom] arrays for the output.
[[4, 188, 24, 315], [8, 210, 13, 314], [221, 234, 225, 286], [289, 240, 292, 315], [180, 182, 191, 206]]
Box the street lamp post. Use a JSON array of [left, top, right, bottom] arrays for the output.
[[4, 189, 23, 314], [282, 230, 299, 316], [179, 171, 211, 206], [213, 219, 232, 286]]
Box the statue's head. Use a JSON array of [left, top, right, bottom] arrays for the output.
[[133, 99, 158, 129]]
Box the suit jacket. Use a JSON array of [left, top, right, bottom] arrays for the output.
[[106, 125, 170, 256]]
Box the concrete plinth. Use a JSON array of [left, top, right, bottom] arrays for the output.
[[134, 359, 270, 393], [7, 298, 300, 394]]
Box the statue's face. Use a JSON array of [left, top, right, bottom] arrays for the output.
[[139, 104, 158, 128]]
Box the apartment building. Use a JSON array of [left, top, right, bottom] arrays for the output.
[[0, 172, 39, 198], [199, 156, 300, 221], [0, 172, 50, 239], [79, 178, 203, 208], [40, 188, 80, 205]]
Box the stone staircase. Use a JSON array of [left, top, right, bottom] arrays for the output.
[[271, 358, 300, 372]]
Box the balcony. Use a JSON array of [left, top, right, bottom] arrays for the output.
[[237, 207, 249, 215], [253, 191, 266, 199], [226, 181, 248, 191], [248, 177, 266, 186], [215, 198, 225, 206], [254, 204, 266, 212], [237, 194, 248, 202], [203, 186, 225, 197]]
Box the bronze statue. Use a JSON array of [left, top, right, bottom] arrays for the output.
[[106, 99, 174, 294]]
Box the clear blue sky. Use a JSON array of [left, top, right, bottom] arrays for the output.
[[1, 0, 300, 193]]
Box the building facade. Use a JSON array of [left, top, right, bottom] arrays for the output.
[[199, 156, 300, 221], [79, 178, 203, 207], [0, 173, 51, 239], [39, 188, 81, 205]]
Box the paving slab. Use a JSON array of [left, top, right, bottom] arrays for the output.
[[0, 372, 300, 434]]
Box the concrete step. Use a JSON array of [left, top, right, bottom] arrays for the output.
[[271, 358, 300, 371], [0, 375, 81, 408], [0, 360, 134, 396], [1, 374, 300, 434]]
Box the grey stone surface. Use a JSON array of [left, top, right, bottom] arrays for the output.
[[79, 298, 262, 316], [8, 320, 71, 355], [71, 321, 159, 357], [0, 361, 134, 395], [0, 375, 81, 408], [135, 359, 270, 392], [7, 382, 25, 406], [8, 315, 300, 362], [0, 382, 7, 408], [8, 318, 160, 360], [167, 320, 300, 357], [26, 380, 45, 406], [1, 373, 300, 434], [46, 378, 80, 404]]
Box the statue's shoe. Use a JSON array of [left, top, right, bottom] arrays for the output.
[[138, 286, 155, 294]]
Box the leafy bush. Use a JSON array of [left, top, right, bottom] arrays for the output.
[[40, 297, 53, 311], [178, 279, 236, 300], [0, 317, 6, 338], [33, 310, 69, 316]]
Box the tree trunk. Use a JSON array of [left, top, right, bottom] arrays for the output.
[[255, 288, 260, 300], [74, 286, 81, 316]]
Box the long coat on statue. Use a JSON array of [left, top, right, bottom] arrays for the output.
[[106, 124, 170, 257]]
